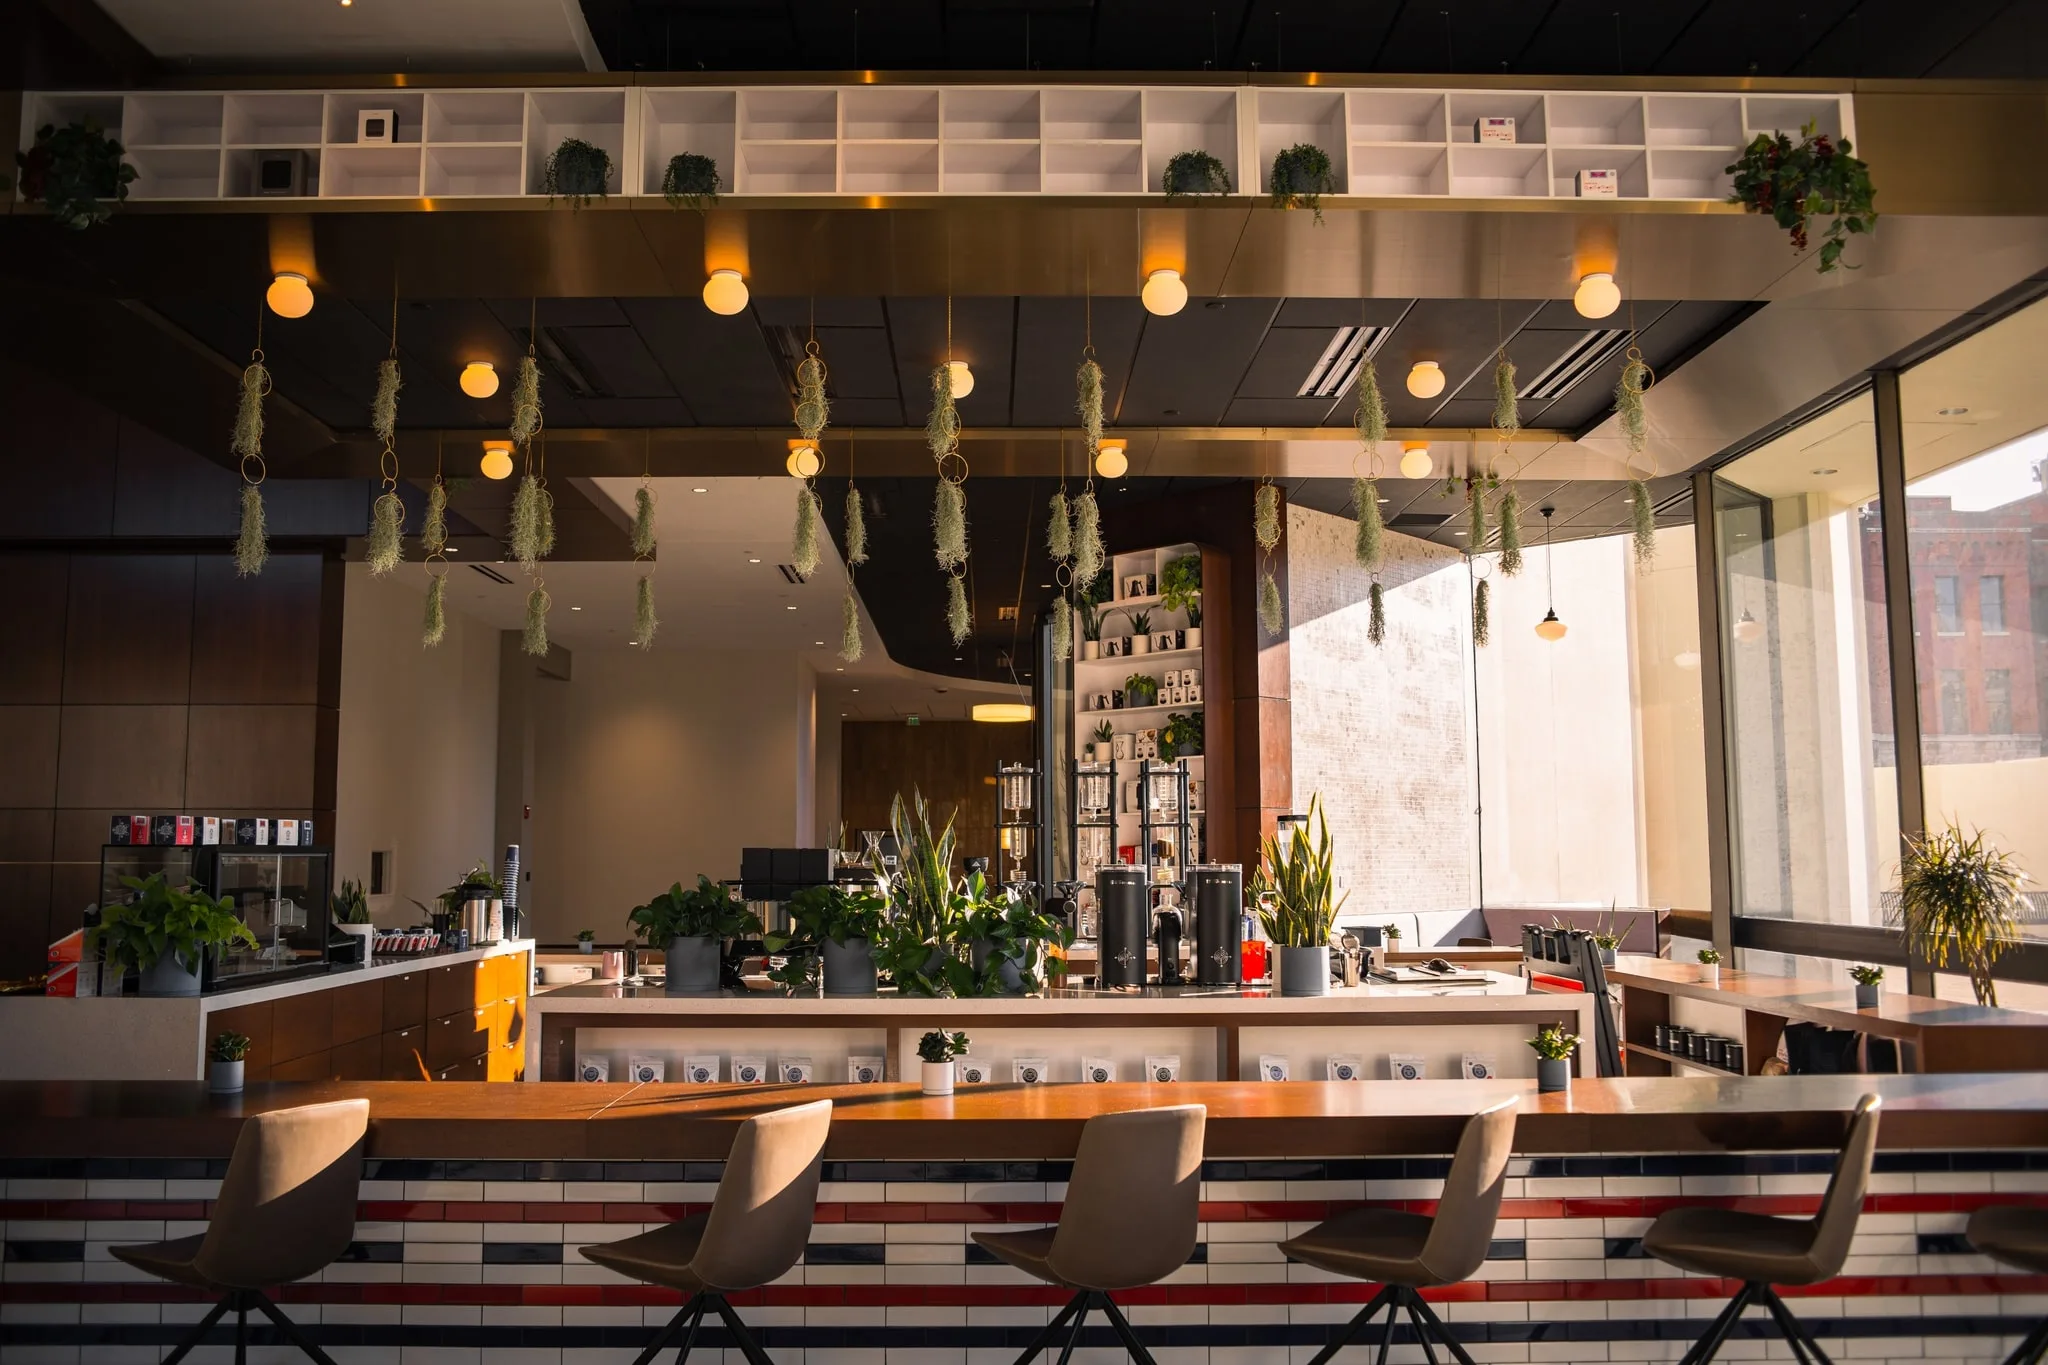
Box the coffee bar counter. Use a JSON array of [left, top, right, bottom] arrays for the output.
[[527, 974, 1598, 1085]]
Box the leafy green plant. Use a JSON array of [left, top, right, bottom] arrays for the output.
[[1079, 599, 1105, 643], [1129, 609, 1152, 636], [543, 137, 613, 208], [628, 875, 760, 948], [1270, 143, 1335, 222], [1163, 150, 1231, 197], [1528, 1024, 1579, 1062], [1159, 553, 1202, 614], [1092, 719, 1115, 747], [210, 1032, 251, 1063], [1251, 795, 1346, 948], [778, 884, 888, 950], [873, 790, 975, 996], [660, 151, 720, 210], [333, 878, 371, 925], [1382, 923, 1402, 941], [576, 928, 596, 943], [917, 1030, 969, 1063], [14, 120, 136, 229], [1848, 964, 1885, 986], [1160, 711, 1203, 761], [963, 881, 1073, 993], [1895, 821, 2025, 1006], [1727, 120, 1876, 273], [88, 874, 258, 977], [1697, 947, 1722, 965], [1124, 672, 1159, 705]]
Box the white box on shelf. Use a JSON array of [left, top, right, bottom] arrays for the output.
[[1576, 167, 1618, 198], [627, 1055, 664, 1083], [1389, 1054, 1428, 1081], [1258, 1055, 1290, 1082], [1327, 1054, 1364, 1081], [780, 1057, 813, 1083], [731, 1055, 768, 1085], [1461, 1053, 1498, 1080], [577, 1054, 610, 1082], [1082, 1057, 1115, 1083], [848, 1055, 884, 1084], [1144, 1055, 1181, 1082], [1187, 684, 1203, 703], [683, 1055, 720, 1083], [1013, 1057, 1050, 1085], [1475, 116, 1516, 143], [357, 108, 397, 144]]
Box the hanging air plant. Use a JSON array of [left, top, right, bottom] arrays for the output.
[[1072, 489, 1104, 588], [232, 353, 268, 464], [1259, 570, 1284, 636], [510, 353, 543, 447], [620, 482, 652, 558], [793, 486, 821, 577], [366, 491, 404, 576], [926, 365, 959, 460], [946, 573, 971, 645], [1368, 580, 1386, 647], [1467, 476, 1488, 551], [371, 356, 402, 448], [933, 479, 967, 570], [1076, 358, 1104, 451], [523, 579, 551, 656], [422, 571, 447, 648], [795, 346, 830, 442], [1631, 479, 1657, 566], [1355, 357, 1387, 450], [422, 479, 448, 556], [1492, 352, 1519, 438], [633, 574, 658, 649], [1473, 576, 1491, 647], [1497, 484, 1523, 577], [1616, 350, 1649, 454], [1354, 477, 1383, 571], [235, 483, 268, 578], [1051, 599, 1072, 661], [1047, 488, 1071, 562], [510, 474, 545, 570], [840, 589, 864, 663], [844, 485, 868, 565], [1254, 483, 1280, 551], [232, 351, 270, 578]]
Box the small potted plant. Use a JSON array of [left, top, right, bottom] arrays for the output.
[[1252, 795, 1345, 996], [576, 928, 597, 954], [333, 878, 374, 962], [769, 884, 889, 997], [660, 151, 720, 210], [1160, 553, 1202, 648], [1270, 143, 1335, 223], [1848, 964, 1884, 1010], [1079, 600, 1103, 660], [964, 878, 1073, 995], [1529, 1023, 1578, 1094], [543, 136, 613, 208], [1128, 610, 1153, 655], [14, 118, 137, 230], [1895, 820, 2024, 1006], [1125, 672, 1159, 707], [1160, 711, 1202, 762], [1382, 923, 1403, 948], [629, 875, 761, 994], [918, 1029, 970, 1095], [1091, 719, 1115, 763], [1163, 150, 1231, 197], [89, 874, 259, 997], [208, 1032, 251, 1094], [1696, 947, 1722, 986]]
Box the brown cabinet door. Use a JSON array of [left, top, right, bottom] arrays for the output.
[[330, 1034, 381, 1081], [425, 1008, 489, 1071], [330, 980, 383, 1045], [437, 1052, 488, 1083], [208, 1001, 273, 1081], [381, 1026, 428, 1080], [270, 1049, 332, 1082], [426, 962, 478, 1018], [271, 990, 332, 1064], [382, 969, 427, 1032]]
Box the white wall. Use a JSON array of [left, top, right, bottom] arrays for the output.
[[335, 564, 501, 927]]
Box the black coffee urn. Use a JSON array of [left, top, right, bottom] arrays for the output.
[[1155, 905, 1184, 985], [1186, 864, 1243, 985], [1096, 866, 1149, 989]]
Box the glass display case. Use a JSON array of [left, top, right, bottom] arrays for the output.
[[97, 845, 331, 990]]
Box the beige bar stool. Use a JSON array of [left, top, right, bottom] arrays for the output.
[[973, 1104, 1207, 1364], [580, 1097, 832, 1365], [111, 1098, 370, 1365], [1279, 1096, 1517, 1365], [1967, 1204, 2048, 1364], [1642, 1093, 1881, 1365]]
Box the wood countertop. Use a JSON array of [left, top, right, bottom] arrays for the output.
[[3, 1074, 2041, 1161], [1608, 955, 2048, 1040]]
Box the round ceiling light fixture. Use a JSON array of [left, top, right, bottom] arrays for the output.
[[946, 359, 975, 399], [1094, 437, 1129, 479], [1732, 606, 1765, 643], [1573, 271, 1621, 319], [972, 702, 1034, 723], [786, 439, 822, 479], [1141, 268, 1189, 316], [480, 439, 515, 480], [459, 361, 499, 398], [265, 271, 313, 319], [1535, 505, 1568, 642], [1406, 360, 1446, 399], [1397, 441, 1433, 480], [702, 268, 749, 316]]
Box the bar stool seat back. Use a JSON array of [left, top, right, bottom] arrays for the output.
[[1048, 1103, 1205, 1290]]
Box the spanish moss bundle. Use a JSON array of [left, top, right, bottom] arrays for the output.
[[1473, 577, 1491, 647], [1254, 483, 1280, 551], [371, 356, 402, 447], [946, 573, 971, 645], [839, 589, 864, 663], [422, 479, 448, 556], [1497, 484, 1523, 577], [422, 572, 446, 647], [510, 354, 543, 447], [1051, 598, 1072, 661], [794, 352, 830, 442], [933, 479, 967, 570], [1355, 357, 1388, 449], [1492, 352, 1519, 438], [235, 483, 268, 578], [1259, 570, 1284, 636], [792, 486, 821, 577], [1616, 352, 1649, 454], [1353, 477, 1383, 571], [630, 485, 656, 558], [1368, 580, 1386, 646], [1071, 489, 1104, 588], [1467, 477, 1488, 550], [1076, 358, 1104, 451], [633, 574, 658, 649], [522, 581, 550, 656], [366, 492, 404, 576], [231, 356, 268, 463], [1046, 488, 1071, 562], [510, 474, 545, 569], [925, 365, 959, 459], [1631, 479, 1657, 567], [845, 486, 868, 565], [537, 485, 556, 559]]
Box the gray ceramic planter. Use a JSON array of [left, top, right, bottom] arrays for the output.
[[141, 953, 201, 997], [1276, 944, 1329, 997], [1854, 982, 1880, 1009], [1537, 1057, 1571, 1093], [971, 940, 1028, 994], [822, 938, 877, 996], [665, 936, 721, 994]]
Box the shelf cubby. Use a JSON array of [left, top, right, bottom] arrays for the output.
[[126, 148, 223, 199], [943, 88, 1040, 141], [741, 88, 837, 141], [1347, 90, 1446, 144], [942, 140, 1040, 193], [27, 93, 122, 137], [426, 144, 523, 197], [222, 147, 321, 198], [1448, 92, 1546, 144], [426, 91, 525, 145], [223, 93, 323, 148], [1551, 147, 1647, 199], [1647, 148, 1734, 200], [1254, 88, 1347, 194], [841, 140, 938, 194], [323, 92, 424, 146], [1350, 144, 1448, 196], [1448, 144, 1547, 197], [1744, 95, 1843, 141], [1045, 140, 1142, 194], [842, 87, 938, 141], [321, 145, 422, 198], [1547, 93, 1644, 147], [124, 94, 223, 148], [1044, 88, 1142, 141], [740, 140, 836, 193], [1143, 88, 1239, 194], [640, 89, 736, 198], [1646, 94, 1742, 148], [524, 90, 626, 197]]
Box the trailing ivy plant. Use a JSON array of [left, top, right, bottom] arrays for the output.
[[660, 152, 720, 210], [1162, 150, 1231, 197], [1269, 143, 1335, 223], [13, 120, 136, 230], [542, 138, 613, 209], [1727, 120, 1876, 273]]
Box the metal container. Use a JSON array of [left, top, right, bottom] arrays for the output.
[[1724, 1042, 1747, 1073], [1185, 864, 1243, 986], [1666, 1026, 1692, 1055], [1095, 866, 1150, 989], [1703, 1035, 1727, 1068], [1654, 1023, 1671, 1051], [1687, 1031, 1710, 1062]]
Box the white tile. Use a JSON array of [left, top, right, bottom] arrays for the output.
[[402, 1182, 484, 1201], [402, 1221, 484, 1243], [488, 1182, 561, 1201]]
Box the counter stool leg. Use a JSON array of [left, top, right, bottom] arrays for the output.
[[1305, 1284, 1399, 1365], [707, 1296, 775, 1365], [1012, 1293, 1085, 1364], [1758, 1288, 1833, 1365], [1099, 1294, 1157, 1365], [1404, 1296, 1440, 1365], [233, 1291, 249, 1365], [1052, 1296, 1092, 1365], [1407, 1289, 1477, 1365], [250, 1291, 341, 1365], [628, 1294, 701, 1365], [1679, 1282, 1758, 1365], [159, 1298, 233, 1365], [2002, 1315, 2048, 1365]]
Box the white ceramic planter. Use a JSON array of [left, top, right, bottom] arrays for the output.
[[1131, 635, 1151, 655], [208, 1059, 244, 1093], [1185, 627, 1202, 649], [1081, 640, 1099, 660], [921, 1061, 955, 1095], [1698, 962, 1720, 986]]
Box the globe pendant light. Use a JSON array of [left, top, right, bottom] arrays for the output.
[[1534, 505, 1567, 641], [1406, 360, 1445, 398], [1398, 441, 1433, 480], [1094, 437, 1129, 479], [946, 359, 975, 399], [1141, 268, 1189, 316], [1573, 271, 1621, 319], [702, 268, 749, 315], [459, 361, 499, 398], [1732, 606, 1764, 643], [480, 439, 514, 480], [265, 271, 314, 319], [786, 439, 822, 478]]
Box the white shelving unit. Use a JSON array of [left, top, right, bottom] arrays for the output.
[[16, 84, 1851, 204]]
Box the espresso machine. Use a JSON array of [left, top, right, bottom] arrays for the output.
[[1154, 900, 1185, 985]]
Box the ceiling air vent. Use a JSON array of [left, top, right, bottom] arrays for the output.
[[470, 563, 514, 585], [777, 564, 807, 584], [1296, 325, 1392, 399], [1519, 329, 1630, 402]]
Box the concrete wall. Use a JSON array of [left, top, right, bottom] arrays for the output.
[[334, 564, 501, 928], [1631, 525, 1713, 913]]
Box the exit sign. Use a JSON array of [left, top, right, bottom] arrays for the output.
[[905, 715, 920, 726]]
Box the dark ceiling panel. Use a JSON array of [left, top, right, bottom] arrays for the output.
[[885, 296, 1019, 428], [1923, 0, 2048, 78], [1375, 299, 1543, 426], [1507, 0, 1710, 76], [1239, 326, 1348, 399], [556, 325, 677, 399], [617, 295, 787, 426], [1012, 295, 1147, 430], [1650, 0, 1861, 76], [810, 325, 902, 404], [489, 297, 632, 330], [1535, 299, 1753, 434], [752, 296, 888, 329], [1370, 0, 1554, 73], [1273, 298, 1411, 329], [1119, 299, 1280, 425]]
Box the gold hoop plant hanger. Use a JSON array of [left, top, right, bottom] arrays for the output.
[[366, 295, 406, 577], [929, 289, 972, 646], [422, 435, 450, 647]]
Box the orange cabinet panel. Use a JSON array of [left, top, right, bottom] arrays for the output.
[[486, 1043, 524, 1082]]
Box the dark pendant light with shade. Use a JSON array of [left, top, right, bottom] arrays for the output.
[[1535, 505, 1567, 642]]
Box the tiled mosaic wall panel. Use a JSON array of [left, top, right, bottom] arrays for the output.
[[4, 1150, 2045, 1364]]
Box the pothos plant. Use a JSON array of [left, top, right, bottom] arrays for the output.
[[12, 120, 136, 229], [1270, 143, 1335, 223], [660, 152, 720, 210], [1162, 150, 1231, 197], [763, 884, 889, 990], [543, 137, 613, 208], [88, 874, 258, 978], [628, 875, 760, 948], [962, 878, 1073, 994], [1726, 120, 1876, 273]]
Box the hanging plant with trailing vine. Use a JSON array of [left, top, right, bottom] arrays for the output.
[[660, 152, 720, 211], [1269, 143, 1335, 223], [542, 137, 612, 209], [14, 120, 136, 230], [1163, 150, 1231, 197], [1727, 120, 1876, 273]]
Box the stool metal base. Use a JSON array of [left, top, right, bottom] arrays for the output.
[[1999, 1315, 2048, 1365], [160, 1289, 337, 1365], [1304, 1283, 1475, 1365], [1679, 1281, 1835, 1365], [631, 1291, 774, 1365], [1011, 1289, 1156, 1365]]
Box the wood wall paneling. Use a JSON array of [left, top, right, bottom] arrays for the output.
[[208, 1001, 272, 1080], [0, 706, 61, 807], [1, 366, 118, 541], [184, 705, 320, 808], [331, 980, 383, 1046], [839, 721, 1032, 868], [190, 555, 329, 705], [0, 555, 71, 703], [62, 555, 196, 705], [54, 705, 189, 809]]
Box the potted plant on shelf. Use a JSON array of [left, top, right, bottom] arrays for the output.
[[1160, 711, 1203, 762], [918, 1029, 970, 1095], [1128, 610, 1153, 655], [629, 875, 760, 994], [1125, 672, 1159, 707], [333, 878, 374, 962], [576, 928, 597, 954], [1726, 120, 1876, 273], [1894, 820, 2024, 1007], [1696, 947, 1722, 986], [1163, 150, 1231, 197], [12, 119, 137, 229], [543, 136, 613, 208], [1079, 600, 1104, 660], [1270, 143, 1335, 223], [89, 874, 258, 997], [1848, 964, 1884, 1010], [1528, 1023, 1578, 1094], [1160, 553, 1202, 648], [768, 883, 890, 996], [208, 1032, 250, 1094], [873, 790, 976, 997], [1381, 923, 1403, 949], [1091, 719, 1116, 763], [660, 151, 720, 210], [963, 878, 1073, 995], [1252, 794, 1345, 997]]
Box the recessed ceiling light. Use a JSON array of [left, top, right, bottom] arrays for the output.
[[852, 688, 860, 693], [785, 605, 796, 611], [1937, 407, 1968, 416], [1811, 467, 1838, 476], [692, 487, 708, 494], [570, 606, 582, 611], [814, 640, 824, 646], [1040, 583, 1052, 589], [835, 667, 843, 672], [748, 556, 761, 563]]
